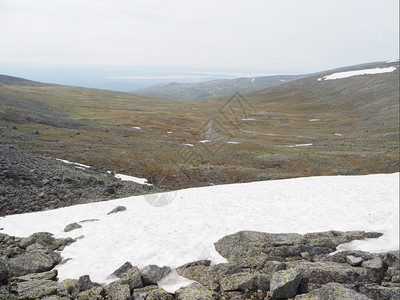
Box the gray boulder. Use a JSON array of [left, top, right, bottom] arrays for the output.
[[75, 286, 106, 300], [111, 261, 134, 278], [0, 261, 9, 284], [220, 272, 258, 292], [12, 269, 58, 282], [61, 278, 79, 296], [18, 232, 74, 252], [107, 206, 126, 215], [104, 282, 130, 300], [214, 230, 382, 267], [117, 266, 143, 291], [362, 257, 386, 282], [9, 251, 61, 276], [175, 282, 217, 299], [359, 283, 400, 300], [145, 288, 173, 300], [347, 255, 364, 266], [131, 285, 158, 300], [64, 222, 82, 232], [176, 262, 242, 288], [10, 279, 70, 300], [78, 275, 94, 292], [297, 283, 373, 299], [141, 265, 171, 286], [270, 268, 302, 299]]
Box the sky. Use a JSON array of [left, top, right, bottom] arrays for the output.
[[0, 0, 399, 90]]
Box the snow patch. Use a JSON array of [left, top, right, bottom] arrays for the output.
[[182, 143, 194, 147], [227, 141, 240, 144], [1, 173, 398, 291], [55, 159, 91, 169], [318, 67, 396, 81], [334, 133, 343, 137], [199, 140, 211, 143], [286, 143, 313, 148], [132, 127, 142, 130], [241, 118, 255, 121], [114, 174, 152, 186], [309, 119, 320, 122]]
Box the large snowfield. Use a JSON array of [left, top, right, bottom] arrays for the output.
[[1, 173, 399, 291]]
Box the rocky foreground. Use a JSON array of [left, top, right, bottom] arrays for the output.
[[0, 229, 399, 299], [0, 145, 159, 216]]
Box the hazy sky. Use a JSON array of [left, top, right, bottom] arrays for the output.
[[0, 0, 399, 73]]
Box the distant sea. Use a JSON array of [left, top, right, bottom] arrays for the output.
[[0, 63, 294, 92]]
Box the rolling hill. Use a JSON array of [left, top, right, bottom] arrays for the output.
[[133, 74, 304, 100], [0, 60, 398, 192]]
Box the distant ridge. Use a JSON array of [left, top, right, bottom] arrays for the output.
[[133, 74, 304, 100], [132, 60, 396, 101]]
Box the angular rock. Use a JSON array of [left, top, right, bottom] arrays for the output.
[[19, 232, 56, 249], [18, 232, 73, 252], [384, 251, 400, 269], [9, 250, 61, 276], [0, 261, 9, 284], [12, 269, 58, 282], [145, 288, 173, 300], [287, 260, 367, 285], [175, 282, 217, 299], [220, 272, 258, 292], [261, 260, 286, 277], [313, 283, 373, 299], [270, 268, 302, 299], [141, 265, 171, 286], [107, 206, 126, 215], [111, 261, 134, 278], [362, 257, 386, 282], [10, 279, 70, 300], [359, 283, 400, 300], [78, 275, 94, 292], [118, 266, 143, 291], [256, 273, 270, 292], [104, 282, 130, 300], [64, 222, 82, 232], [61, 278, 79, 295], [75, 286, 106, 300], [347, 255, 364, 266], [323, 250, 373, 264], [177, 262, 242, 288], [131, 285, 158, 300]]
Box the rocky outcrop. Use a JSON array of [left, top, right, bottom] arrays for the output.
[[214, 230, 383, 267], [175, 282, 217, 299], [0, 144, 158, 216], [0, 230, 398, 299], [270, 268, 302, 298]]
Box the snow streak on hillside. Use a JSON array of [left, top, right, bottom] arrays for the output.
[[0, 173, 398, 289], [318, 66, 397, 81]]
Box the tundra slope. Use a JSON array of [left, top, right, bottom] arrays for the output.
[[0, 60, 398, 192]]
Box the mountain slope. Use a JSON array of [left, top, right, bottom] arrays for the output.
[[133, 74, 304, 100], [0, 60, 398, 195]]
